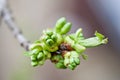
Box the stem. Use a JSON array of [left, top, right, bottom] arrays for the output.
[[1, 0, 31, 51]]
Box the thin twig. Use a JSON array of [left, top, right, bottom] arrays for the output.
[[0, 0, 6, 25], [0, 0, 31, 51]]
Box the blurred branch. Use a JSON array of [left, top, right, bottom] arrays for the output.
[[0, 0, 31, 51], [0, 0, 6, 25]]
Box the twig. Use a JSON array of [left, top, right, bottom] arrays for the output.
[[0, 0, 6, 25], [0, 0, 31, 51]]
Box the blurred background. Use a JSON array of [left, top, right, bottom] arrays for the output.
[[0, 0, 120, 80]]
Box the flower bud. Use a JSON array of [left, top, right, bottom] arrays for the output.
[[29, 43, 42, 51], [68, 65, 75, 70], [64, 52, 71, 58], [73, 44, 86, 54], [64, 36, 75, 47], [31, 55, 37, 61], [74, 58, 80, 65], [39, 61, 44, 65], [56, 34, 63, 45], [64, 58, 70, 66], [55, 17, 66, 33], [60, 22, 72, 35], [51, 34, 57, 42], [43, 29, 53, 36], [43, 50, 51, 59], [37, 52, 44, 60], [75, 28, 84, 40], [31, 61, 38, 67], [46, 39, 54, 46], [31, 49, 41, 55], [42, 42, 58, 52], [55, 62, 66, 69], [71, 62, 76, 67], [70, 51, 79, 57]]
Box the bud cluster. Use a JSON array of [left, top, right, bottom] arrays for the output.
[[25, 17, 108, 70]]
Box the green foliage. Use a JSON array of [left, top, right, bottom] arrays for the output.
[[25, 17, 108, 70]]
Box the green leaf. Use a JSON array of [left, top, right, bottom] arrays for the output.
[[34, 40, 41, 43], [24, 51, 32, 56], [95, 31, 105, 41], [78, 37, 108, 48]]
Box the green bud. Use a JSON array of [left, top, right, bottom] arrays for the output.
[[31, 55, 37, 61], [43, 50, 51, 59], [64, 36, 75, 47], [60, 22, 72, 35], [29, 43, 42, 51], [39, 61, 44, 65], [51, 55, 63, 62], [55, 62, 66, 69], [71, 62, 76, 67], [73, 44, 86, 54], [64, 52, 71, 58], [25, 17, 108, 70], [70, 51, 79, 57], [75, 28, 84, 40], [74, 58, 80, 65], [56, 33, 63, 45], [31, 49, 40, 55], [31, 61, 38, 67], [42, 42, 58, 52], [40, 35, 50, 42], [69, 57, 74, 63], [44, 36, 51, 41], [55, 17, 66, 33], [68, 65, 75, 70], [42, 42, 49, 50], [46, 39, 54, 46], [95, 31, 105, 41], [51, 34, 57, 42], [37, 52, 44, 60], [46, 52, 51, 59], [34, 40, 41, 43], [43, 29, 53, 36], [76, 28, 82, 37], [69, 34, 76, 40], [64, 58, 70, 66], [49, 46, 58, 52]]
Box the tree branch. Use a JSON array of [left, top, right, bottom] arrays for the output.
[[0, 0, 31, 51]]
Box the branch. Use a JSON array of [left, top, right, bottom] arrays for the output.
[[0, 0, 31, 51], [0, 0, 6, 25]]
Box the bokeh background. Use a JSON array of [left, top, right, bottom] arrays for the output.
[[0, 0, 120, 80]]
